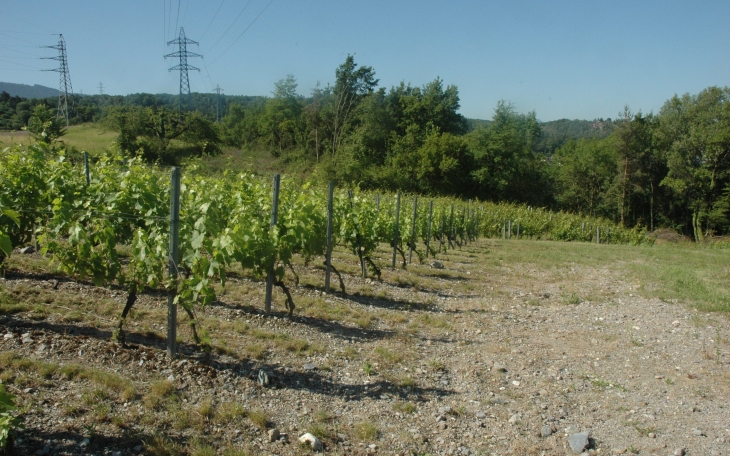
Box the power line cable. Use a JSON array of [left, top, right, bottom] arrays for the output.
[[0, 30, 57, 36], [203, 0, 253, 55], [209, 0, 275, 66], [201, 57, 215, 90], [197, 71, 209, 92], [0, 57, 43, 70], [181, 0, 190, 30], [174, 0, 181, 37], [0, 32, 44, 46], [200, 0, 225, 41], [0, 44, 43, 57]]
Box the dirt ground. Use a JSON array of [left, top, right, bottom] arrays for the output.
[[1, 239, 728, 456]]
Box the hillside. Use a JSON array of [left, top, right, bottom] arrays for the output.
[[0, 82, 59, 99]]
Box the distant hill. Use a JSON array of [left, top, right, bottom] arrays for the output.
[[535, 118, 616, 155], [0, 82, 59, 99]]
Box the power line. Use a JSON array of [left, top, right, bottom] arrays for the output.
[[0, 57, 42, 70], [201, 57, 215, 90], [203, 0, 253, 55], [209, 0, 275, 66], [200, 0, 226, 41], [174, 0, 181, 38], [0, 44, 43, 58], [181, 0, 190, 30], [0, 32, 44, 46]]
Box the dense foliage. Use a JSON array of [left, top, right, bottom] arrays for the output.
[[4, 57, 730, 239]]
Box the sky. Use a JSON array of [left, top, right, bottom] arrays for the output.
[[1, 0, 728, 122]]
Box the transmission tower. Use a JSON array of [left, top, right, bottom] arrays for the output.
[[98, 82, 104, 95], [42, 34, 73, 126], [165, 27, 201, 117], [214, 84, 224, 122]]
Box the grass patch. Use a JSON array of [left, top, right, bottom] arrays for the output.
[[215, 402, 246, 424], [354, 420, 378, 440], [393, 401, 416, 414], [247, 408, 268, 430]]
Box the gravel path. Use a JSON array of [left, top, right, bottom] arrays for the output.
[[0, 241, 728, 455]]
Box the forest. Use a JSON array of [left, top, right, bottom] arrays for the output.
[[2, 55, 729, 241]]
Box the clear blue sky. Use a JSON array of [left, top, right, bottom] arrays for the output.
[[1, 0, 728, 121]]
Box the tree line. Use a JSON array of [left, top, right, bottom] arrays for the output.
[[2, 55, 729, 240]]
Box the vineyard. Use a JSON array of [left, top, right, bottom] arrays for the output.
[[1, 143, 729, 455], [0, 143, 652, 352]]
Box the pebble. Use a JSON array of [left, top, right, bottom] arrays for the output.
[[475, 411, 486, 419], [438, 406, 452, 415], [268, 428, 280, 442], [568, 432, 590, 454], [258, 369, 270, 387], [3, 333, 12, 340], [36, 445, 50, 455], [508, 414, 520, 424], [431, 261, 444, 269], [303, 363, 316, 371], [541, 425, 553, 437], [691, 428, 704, 436], [673, 449, 685, 456], [298, 432, 323, 452]]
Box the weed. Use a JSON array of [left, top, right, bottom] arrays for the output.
[[392, 401, 416, 414], [143, 379, 177, 410], [196, 398, 214, 419], [363, 361, 374, 376], [314, 410, 334, 423], [373, 346, 403, 365], [245, 343, 266, 360], [354, 420, 378, 440], [144, 433, 183, 456], [632, 424, 656, 437], [215, 402, 246, 424], [428, 359, 445, 371], [309, 423, 332, 441], [248, 408, 268, 430], [398, 376, 415, 390]]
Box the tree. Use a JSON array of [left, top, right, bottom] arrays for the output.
[[553, 138, 616, 217], [103, 106, 221, 164], [415, 131, 472, 195], [610, 107, 655, 226], [26, 104, 65, 142], [657, 86, 730, 240], [331, 55, 378, 157], [466, 101, 548, 204], [260, 75, 304, 156]]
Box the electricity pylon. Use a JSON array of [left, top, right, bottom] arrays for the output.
[[214, 84, 224, 122], [42, 34, 73, 126], [165, 27, 201, 117]]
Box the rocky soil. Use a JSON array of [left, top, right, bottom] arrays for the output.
[[0, 240, 729, 456]]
